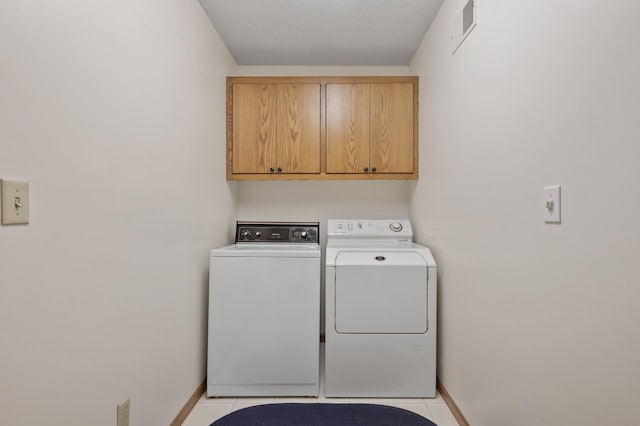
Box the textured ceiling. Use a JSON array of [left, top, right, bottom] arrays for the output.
[[198, 0, 445, 66]]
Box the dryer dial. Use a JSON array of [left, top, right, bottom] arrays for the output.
[[389, 222, 403, 232]]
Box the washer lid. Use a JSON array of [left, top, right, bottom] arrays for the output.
[[336, 251, 427, 266], [211, 244, 320, 258]]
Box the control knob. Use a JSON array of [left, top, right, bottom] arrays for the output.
[[300, 231, 308, 239], [240, 230, 251, 239], [389, 222, 403, 232]]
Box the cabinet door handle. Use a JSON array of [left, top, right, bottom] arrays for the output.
[[372, 167, 377, 172], [364, 167, 369, 172], [269, 167, 275, 173], [277, 167, 282, 173]]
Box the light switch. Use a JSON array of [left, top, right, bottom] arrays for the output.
[[1, 179, 30, 225], [543, 185, 561, 224]]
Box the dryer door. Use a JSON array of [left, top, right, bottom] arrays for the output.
[[334, 251, 428, 334]]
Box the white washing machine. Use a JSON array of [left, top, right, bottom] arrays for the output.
[[207, 222, 320, 397], [324, 219, 437, 398]]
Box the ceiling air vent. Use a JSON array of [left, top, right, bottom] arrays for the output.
[[451, 0, 477, 54]]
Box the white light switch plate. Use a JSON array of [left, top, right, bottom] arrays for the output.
[[1, 179, 30, 225], [543, 185, 561, 223]]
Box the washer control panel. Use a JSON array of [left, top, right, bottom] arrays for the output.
[[327, 219, 413, 240], [236, 222, 319, 243]]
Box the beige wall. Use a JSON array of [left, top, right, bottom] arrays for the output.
[[409, 0, 640, 424], [0, 1, 237, 425]]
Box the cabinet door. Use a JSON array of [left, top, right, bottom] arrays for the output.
[[326, 84, 370, 174], [232, 84, 277, 173], [276, 84, 321, 173], [370, 83, 414, 173]]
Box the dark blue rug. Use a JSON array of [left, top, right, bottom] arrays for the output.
[[209, 403, 437, 426]]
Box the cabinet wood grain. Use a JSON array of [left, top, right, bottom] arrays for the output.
[[276, 84, 321, 173], [370, 83, 414, 173], [232, 84, 277, 173], [326, 83, 370, 174]]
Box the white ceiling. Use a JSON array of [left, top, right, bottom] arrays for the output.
[[198, 0, 445, 66]]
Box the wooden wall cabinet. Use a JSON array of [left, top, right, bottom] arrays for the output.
[[326, 82, 414, 174], [231, 82, 320, 175], [227, 76, 418, 180]]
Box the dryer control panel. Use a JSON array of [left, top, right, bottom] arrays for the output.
[[327, 219, 413, 240]]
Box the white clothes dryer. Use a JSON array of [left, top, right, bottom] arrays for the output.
[[324, 219, 437, 398], [208, 222, 320, 397]]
